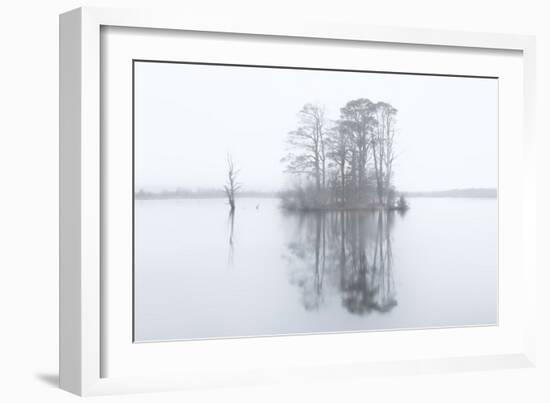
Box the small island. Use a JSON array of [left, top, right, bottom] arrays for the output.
[[279, 100, 408, 212]]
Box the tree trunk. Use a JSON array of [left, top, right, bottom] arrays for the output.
[[340, 160, 345, 206]]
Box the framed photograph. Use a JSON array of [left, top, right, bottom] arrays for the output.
[[60, 7, 537, 396]]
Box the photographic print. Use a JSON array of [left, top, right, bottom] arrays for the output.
[[133, 61, 498, 342]]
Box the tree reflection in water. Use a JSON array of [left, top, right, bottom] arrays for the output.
[[227, 209, 235, 266], [284, 210, 397, 315]]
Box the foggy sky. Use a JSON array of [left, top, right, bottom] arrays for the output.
[[134, 61, 497, 193]]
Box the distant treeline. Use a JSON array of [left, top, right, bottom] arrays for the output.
[[135, 188, 278, 200], [135, 188, 496, 200], [404, 188, 497, 198]]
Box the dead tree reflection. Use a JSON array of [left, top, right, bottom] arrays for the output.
[[285, 210, 397, 315], [227, 209, 235, 266]]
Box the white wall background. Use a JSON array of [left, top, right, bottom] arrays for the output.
[[0, 1, 548, 402]]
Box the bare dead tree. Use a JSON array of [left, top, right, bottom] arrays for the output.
[[224, 154, 241, 212]]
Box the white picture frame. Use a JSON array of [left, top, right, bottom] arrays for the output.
[[59, 6, 537, 396]]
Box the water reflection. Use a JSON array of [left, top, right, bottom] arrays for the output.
[[284, 210, 397, 315], [227, 209, 235, 265]]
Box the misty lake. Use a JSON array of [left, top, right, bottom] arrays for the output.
[[134, 197, 497, 342]]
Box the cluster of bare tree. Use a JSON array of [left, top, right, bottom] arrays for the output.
[[281, 100, 408, 211]]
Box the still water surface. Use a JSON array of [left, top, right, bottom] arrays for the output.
[[134, 197, 497, 342]]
